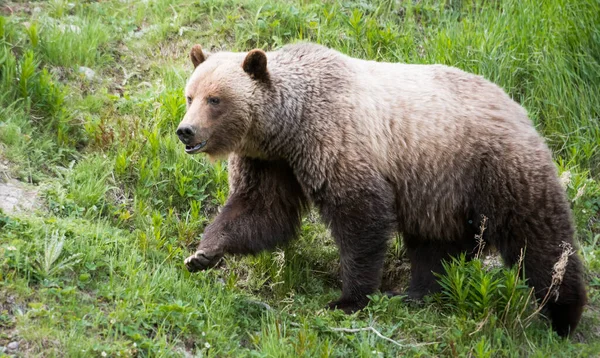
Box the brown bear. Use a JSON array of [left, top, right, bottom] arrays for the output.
[[176, 43, 586, 337]]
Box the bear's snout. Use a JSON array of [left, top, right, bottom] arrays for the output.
[[176, 125, 196, 145]]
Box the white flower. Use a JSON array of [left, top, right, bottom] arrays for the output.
[[101, 352, 107, 357], [204, 342, 211, 349], [201, 332, 206, 336]]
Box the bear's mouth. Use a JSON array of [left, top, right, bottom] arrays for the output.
[[185, 140, 207, 154]]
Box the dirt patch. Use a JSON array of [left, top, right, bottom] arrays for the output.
[[0, 2, 40, 16], [0, 160, 39, 215], [0, 180, 38, 214]]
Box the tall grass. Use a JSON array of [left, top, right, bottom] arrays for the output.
[[0, 0, 599, 356]]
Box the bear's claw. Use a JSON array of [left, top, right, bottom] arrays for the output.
[[184, 249, 223, 272], [326, 298, 367, 314]]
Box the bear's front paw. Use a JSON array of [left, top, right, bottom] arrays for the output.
[[184, 249, 223, 272], [383, 290, 425, 305], [326, 298, 367, 314]]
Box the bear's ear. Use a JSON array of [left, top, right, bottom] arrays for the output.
[[190, 44, 208, 68], [242, 49, 268, 80]]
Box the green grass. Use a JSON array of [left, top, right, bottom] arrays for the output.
[[1, 0, 599, 356]]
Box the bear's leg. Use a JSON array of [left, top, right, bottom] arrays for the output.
[[319, 180, 396, 313], [544, 254, 586, 337], [477, 152, 587, 336], [403, 234, 477, 299], [185, 157, 307, 272], [497, 230, 586, 337]]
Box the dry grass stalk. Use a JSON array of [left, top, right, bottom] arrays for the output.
[[525, 242, 575, 324], [474, 215, 488, 259], [329, 326, 440, 348]]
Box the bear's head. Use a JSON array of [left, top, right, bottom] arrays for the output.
[[176, 44, 269, 159]]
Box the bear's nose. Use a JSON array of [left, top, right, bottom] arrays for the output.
[[176, 126, 195, 144]]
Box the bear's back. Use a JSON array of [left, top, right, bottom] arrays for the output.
[[270, 43, 538, 162]]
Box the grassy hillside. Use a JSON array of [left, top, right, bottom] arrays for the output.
[[1, 0, 599, 356]]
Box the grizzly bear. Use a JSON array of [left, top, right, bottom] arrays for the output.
[[176, 43, 586, 337]]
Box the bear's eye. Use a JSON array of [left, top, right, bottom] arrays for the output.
[[186, 96, 192, 106], [207, 97, 220, 106]]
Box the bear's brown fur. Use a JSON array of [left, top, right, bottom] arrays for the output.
[[176, 43, 586, 337]]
